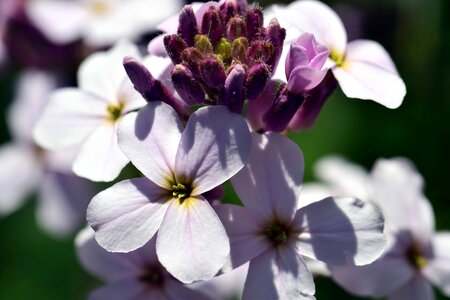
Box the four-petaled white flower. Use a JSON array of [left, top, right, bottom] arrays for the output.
[[87, 101, 252, 283], [267, 0, 407, 108], [33, 41, 152, 182], [216, 133, 386, 299]]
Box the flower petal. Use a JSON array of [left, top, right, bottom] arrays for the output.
[[87, 178, 170, 253], [118, 102, 183, 189], [243, 248, 316, 300], [423, 232, 450, 297], [36, 171, 93, 237], [164, 279, 212, 300], [72, 122, 129, 182], [156, 196, 229, 283], [295, 197, 386, 266], [272, 0, 347, 55], [231, 132, 303, 222], [33, 89, 106, 150], [387, 275, 434, 300], [175, 105, 251, 196], [333, 40, 406, 108], [88, 279, 159, 300]]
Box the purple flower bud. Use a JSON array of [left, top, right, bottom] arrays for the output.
[[164, 34, 188, 65], [285, 33, 329, 94], [201, 6, 223, 45], [200, 56, 226, 89], [220, 0, 246, 24], [181, 47, 204, 77], [178, 5, 199, 46], [195, 34, 213, 54], [263, 86, 305, 132], [247, 40, 275, 66], [227, 16, 247, 41], [231, 37, 248, 63], [287, 71, 337, 131], [245, 7, 264, 42], [171, 64, 206, 105], [245, 63, 271, 100], [220, 64, 246, 114], [265, 18, 286, 73], [123, 56, 187, 118]]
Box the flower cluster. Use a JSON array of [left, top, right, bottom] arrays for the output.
[[1, 0, 448, 300]]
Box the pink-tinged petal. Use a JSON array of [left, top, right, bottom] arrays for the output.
[[156, 196, 229, 283], [175, 106, 251, 196], [148, 35, 168, 56], [78, 41, 141, 101], [26, 0, 86, 44], [88, 279, 160, 300], [295, 197, 386, 266], [8, 71, 56, 143], [273, 0, 347, 55], [423, 232, 450, 297], [231, 132, 303, 222], [87, 178, 170, 253], [248, 81, 279, 131], [333, 40, 406, 108], [0, 144, 40, 215], [164, 279, 212, 300], [388, 275, 434, 300], [331, 254, 414, 297], [215, 204, 271, 271], [244, 248, 316, 300], [314, 155, 370, 201], [287, 66, 328, 93], [36, 172, 93, 237], [370, 158, 434, 247], [118, 102, 183, 189], [72, 122, 128, 182], [33, 89, 106, 150], [75, 227, 142, 282]]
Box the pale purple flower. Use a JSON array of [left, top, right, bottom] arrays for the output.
[[26, 0, 183, 47], [269, 0, 406, 108], [0, 71, 93, 237], [329, 158, 450, 300], [76, 227, 212, 300], [33, 41, 150, 182], [87, 101, 251, 283], [216, 133, 386, 299]]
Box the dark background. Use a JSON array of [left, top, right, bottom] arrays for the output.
[[0, 0, 449, 299]]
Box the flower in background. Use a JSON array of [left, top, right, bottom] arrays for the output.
[[87, 102, 251, 283], [217, 133, 386, 299], [76, 227, 212, 300], [33, 41, 150, 182], [0, 71, 93, 237], [269, 0, 406, 109], [326, 158, 450, 300], [26, 0, 184, 47]]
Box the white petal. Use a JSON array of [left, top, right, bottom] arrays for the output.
[[0, 144, 40, 215], [33, 89, 106, 150], [88, 279, 155, 300], [388, 275, 434, 300], [243, 248, 316, 300], [26, 0, 86, 44], [231, 132, 303, 222], [370, 158, 434, 247], [36, 171, 93, 237], [73, 122, 129, 182], [8, 71, 56, 143], [333, 40, 406, 108], [156, 196, 229, 283], [175, 106, 251, 196], [78, 41, 141, 101], [298, 183, 332, 209], [118, 102, 183, 189], [313, 155, 370, 201], [295, 197, 386, 266], [423, 232, 450, 297], [272, 0, 347, 54], [87, 178, 170, 252]]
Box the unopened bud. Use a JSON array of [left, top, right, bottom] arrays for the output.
[[245, 7, 264, 42], [178, 5, 199, 46], [195, 34, 213, 54], [201, 6, 223, 45], [181, 47, 204, 77], [172, 64, 206, 105], [220, 0, 245, 24], [266, 18, 286, 72], [245, 63, 271, 100], [231, 37, 248, 63], [200, 57, 226, 89], [215, 38, 232, 62], [220, 64, 246, 113], [227, 16, 247, 41], [164, 34, 188, 65], [247, 40, 274, 65]]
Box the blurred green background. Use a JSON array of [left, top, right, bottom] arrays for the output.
[[0, 0, 449, 299]]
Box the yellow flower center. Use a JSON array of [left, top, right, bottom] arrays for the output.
[[106, 102, 124, 122]]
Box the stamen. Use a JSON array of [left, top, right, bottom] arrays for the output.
[[407, 245, 428, 269], [264, 221, 290, 245], [172, 183, 192, 201], [106, 102, 124, 121]]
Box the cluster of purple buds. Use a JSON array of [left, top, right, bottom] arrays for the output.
[[124, 0, 286, 117]]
